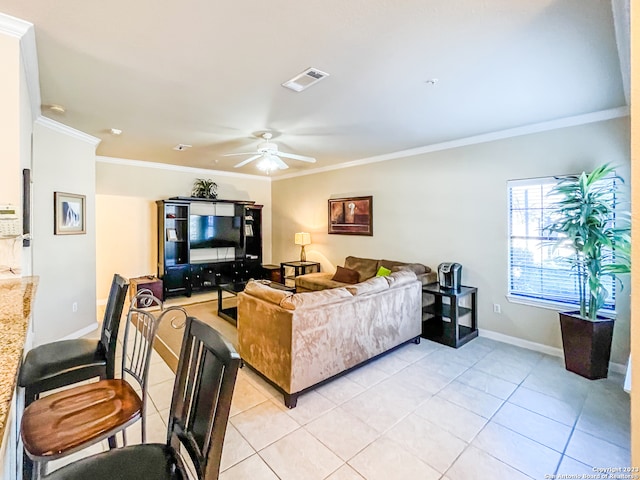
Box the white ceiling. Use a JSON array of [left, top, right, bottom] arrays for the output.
[[1, 0, 627, 177]]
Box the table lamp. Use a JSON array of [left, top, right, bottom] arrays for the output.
[[294, 232, 311, 262]]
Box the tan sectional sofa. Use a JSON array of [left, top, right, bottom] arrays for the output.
[[295, 255, 437, 292], [237, 270, 422, 408]]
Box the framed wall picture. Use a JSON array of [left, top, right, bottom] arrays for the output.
[[54, 192, 86, 235], [328, 196, 373, 236]]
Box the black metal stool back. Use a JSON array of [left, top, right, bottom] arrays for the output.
[[168, 316, 241, 478], [19, 273, 129, 406], [41, 317, 240, 480]]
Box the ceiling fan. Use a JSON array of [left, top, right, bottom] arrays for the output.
[[223, 133, 316, 173]]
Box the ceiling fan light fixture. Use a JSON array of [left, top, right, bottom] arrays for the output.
[[282, 67, 329, 92], [256, 155, 279, 174]]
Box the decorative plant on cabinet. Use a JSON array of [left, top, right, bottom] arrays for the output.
[[191, 179, 218, 199]]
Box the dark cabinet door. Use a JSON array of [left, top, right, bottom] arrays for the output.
[[163, 265, 191, 296]]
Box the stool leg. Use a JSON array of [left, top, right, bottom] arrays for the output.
[[32, 459, 44, 480], [22, 452, 33, 480]]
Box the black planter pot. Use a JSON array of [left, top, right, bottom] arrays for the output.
[[559, 311, 614, 380]]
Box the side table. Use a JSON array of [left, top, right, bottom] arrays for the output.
[[422, 283, 478, 348], [129, 275, 163, 307], [280, 261, 320, 288], [261, 264, 282, 283]]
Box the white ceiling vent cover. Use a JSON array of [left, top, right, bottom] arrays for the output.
[[282, 68, 330, 92]]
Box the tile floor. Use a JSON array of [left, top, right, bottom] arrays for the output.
[[46, 308, 630, 480]]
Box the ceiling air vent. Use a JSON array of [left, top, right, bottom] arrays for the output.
[[282, 68, 330, 92]]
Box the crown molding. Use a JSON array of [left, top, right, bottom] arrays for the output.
[[96, 155, 271, 181], [35, 116, 102, 146], [274, 106, 630, 181], [0, 13, 42, 121], [0, 12, 31, 38]]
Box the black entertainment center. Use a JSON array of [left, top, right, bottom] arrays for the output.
[[156, 198, 264, 298]]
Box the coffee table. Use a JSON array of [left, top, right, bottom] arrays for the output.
[[217, 280, 294, 325]]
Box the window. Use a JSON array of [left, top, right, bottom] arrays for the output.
[[507, 176, 616, 311]]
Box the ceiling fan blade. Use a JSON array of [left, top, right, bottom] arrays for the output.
[[277, 152, 316, 163], [223, 151, 259, 157], [273, 156, 289, 170], [234, 155, 262, 168]]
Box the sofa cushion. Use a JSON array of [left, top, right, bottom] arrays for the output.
[[385, 270, 418, 288], [391, 263, 429, 275], [244, 281, 293, 304], [346, 276, 389, 296], [280, 287, 353, 310], [331, 265, 360, 284], [295, 272, 348, 292], [379, 260, 430, 275], [344, 256, 379, 281]]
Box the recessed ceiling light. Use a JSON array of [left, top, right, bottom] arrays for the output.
[[282, 68, 329, 92], [110, 128, 122, 135], [173, 144, 192, 151], [48, 104, 65, 113]]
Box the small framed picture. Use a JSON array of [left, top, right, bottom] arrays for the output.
[[54, 192, 86, 235], [167, 228, 178, 241]]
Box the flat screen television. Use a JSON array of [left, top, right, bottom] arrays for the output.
[[189, 215, 242, 248]]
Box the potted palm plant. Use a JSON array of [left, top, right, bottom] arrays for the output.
[[546, 163, 630, 379]]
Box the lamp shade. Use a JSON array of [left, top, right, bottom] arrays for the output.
[[294, 232, 311, 246]]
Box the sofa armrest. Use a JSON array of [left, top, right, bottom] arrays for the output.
[[237, 292, 294, 393], [418, 270, 438, 285]]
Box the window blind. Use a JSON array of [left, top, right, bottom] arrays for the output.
[[507, 176, 616, 311]]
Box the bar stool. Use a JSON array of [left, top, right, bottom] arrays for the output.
[[20, 295, 187, 478], [18, 273, 129, 407], [41, 317, 241, 480]]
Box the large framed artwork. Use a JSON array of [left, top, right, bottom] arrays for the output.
[[328, 196, 373, 236], [54, 192, 86, 235]]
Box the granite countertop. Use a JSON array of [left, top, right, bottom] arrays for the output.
[[0, 276, 37, 447]]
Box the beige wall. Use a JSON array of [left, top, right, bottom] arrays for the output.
[[31, 121, 98, 345], [95, 159, 271, 301], [272, 117, 631, 365]]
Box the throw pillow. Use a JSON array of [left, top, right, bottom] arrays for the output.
[[331, 265, 360, 284], [376, 266, 392, 277]]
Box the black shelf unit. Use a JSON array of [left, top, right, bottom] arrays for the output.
[[244, 204, 263, 278], [156, 198, 264, 298], [157, 200, 191, 297], [422, 283, 478, 348]]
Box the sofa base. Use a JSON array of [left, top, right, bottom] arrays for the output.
[[242, 335, 422, 408]]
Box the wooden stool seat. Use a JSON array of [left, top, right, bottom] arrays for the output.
[[21, 379, 141, 459]]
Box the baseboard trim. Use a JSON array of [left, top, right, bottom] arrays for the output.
[[59, 323, 98, 341], [478, 328, 627, 375]]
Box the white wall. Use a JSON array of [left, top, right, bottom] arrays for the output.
[[19, 42, 33, 275], [31, 120, 99, 345], [0, 30, 26, 277], [95, 158, 271, 301], [272, 117, 631, 365]]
